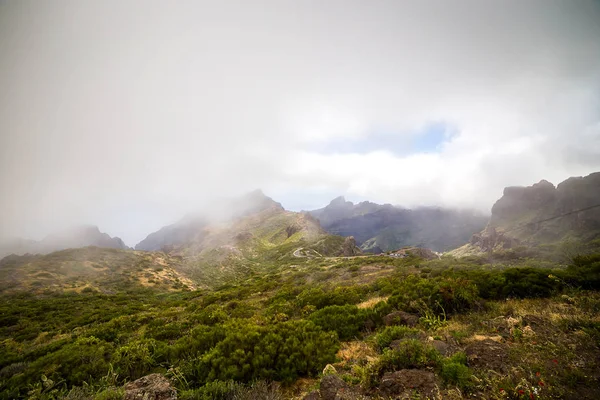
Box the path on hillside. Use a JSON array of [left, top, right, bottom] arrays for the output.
[[293, 247, 373, 259], [292, 247, 305, 257]]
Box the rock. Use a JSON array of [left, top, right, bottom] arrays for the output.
[[380, 369, 438, 397], [383, 311, 419, 327], [430, 340, 451, 356], [341, 236, 361, 256], [303, 391, 321, 400], [465, 339, 509, 372], [320, 374, 349, 400], [123, 374, 177, 400]]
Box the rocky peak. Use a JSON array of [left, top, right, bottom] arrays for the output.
[[234, 189, 284, 215], [329, 196, 352, 208], [491, 179, 557, 224]]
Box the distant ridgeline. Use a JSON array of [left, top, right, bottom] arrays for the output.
[[452, 172, 600, 256], [0, 225, 128, 259], [308, 197, 488, 253]]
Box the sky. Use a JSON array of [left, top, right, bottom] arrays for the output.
[[1, 0, 600, 246]]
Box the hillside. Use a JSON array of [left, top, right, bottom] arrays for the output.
[[1, 183, 600, 399], [1, 245, 599, 399], [0, 225, 128, 259], [0, 247, 196, 294], [453, 172, 600, 256], [308, 197, 488, 253], [135, 191, 360, 281]]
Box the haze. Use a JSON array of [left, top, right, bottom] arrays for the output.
[[1, 0, 599, 246]]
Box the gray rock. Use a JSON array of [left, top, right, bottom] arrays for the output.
[[123, 374, 177, 400]]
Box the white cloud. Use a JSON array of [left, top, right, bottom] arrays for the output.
[[1, 0, 599, 245]]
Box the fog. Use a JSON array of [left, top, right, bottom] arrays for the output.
[[1, 1, 599, 246]]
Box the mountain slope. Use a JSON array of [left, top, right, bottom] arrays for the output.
[[308, 198, 488, 252], [0, 246, 196, 294], [134, 191, 360, 284], [135, 189, 285, 252], [452, 172, 600, 255]]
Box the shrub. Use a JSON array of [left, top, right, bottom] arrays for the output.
[[371, 326, 420, 351], [184, 320, 338, 385], [377, 339, 441, 372], [29, 336, 114, 387], [113, 338, 164, 379], [308, 305, 366, 340], [500, 268, 559, 298], [439, 352, 472, 389], [440, 362, 472, 389]]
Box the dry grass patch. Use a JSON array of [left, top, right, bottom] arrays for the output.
[[336, 341, 378, 369], [357, 296, 389, 309]]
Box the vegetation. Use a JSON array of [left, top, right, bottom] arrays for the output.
[[1, 242, 600, 399]]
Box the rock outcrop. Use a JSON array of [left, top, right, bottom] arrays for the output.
[[451, 172, 600, 255], [123, 373, 177, 400], [379, 369, 438, 398], [341, 236, 361, 256]]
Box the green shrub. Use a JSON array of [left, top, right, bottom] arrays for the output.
[[308, 305, 366, 340], [169, 324, 227, 360], [440, 362, 472, 389], [362, 301, 392, 328], [371, 326, 420, 351], [29, 336, 114, 387], [113, 338, 164, 379], [378, 339, 440, 372], [94, 387, 124, 400], [184, 320, 338, 385], [439, 352, 471, 389]]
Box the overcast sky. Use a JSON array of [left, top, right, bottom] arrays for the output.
[[1, 0, 600, 246]]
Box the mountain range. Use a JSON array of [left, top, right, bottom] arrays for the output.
[[2, 172, 600, 263], [307, 197, 488, 253]]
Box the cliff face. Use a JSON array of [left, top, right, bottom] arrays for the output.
[[451, 172, 600, 256], [489, 172, 600, 243]]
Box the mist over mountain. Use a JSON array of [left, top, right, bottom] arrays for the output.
[[308, 198, 488, 253], [135, 190, 285, 251], [0, 225, 128, 258]]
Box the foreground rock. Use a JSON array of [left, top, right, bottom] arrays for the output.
[[465, 339, 509, 372], [383, 311, 419, 327], [123, 374, 177, 400], [379, 369, 438, 398]]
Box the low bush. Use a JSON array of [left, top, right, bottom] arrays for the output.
[[308, 304, 366, 340], [371, 326, 420, 351]]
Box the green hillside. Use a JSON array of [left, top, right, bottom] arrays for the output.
[[1, 244, 600, 399]]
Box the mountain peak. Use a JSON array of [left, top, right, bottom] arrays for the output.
[[329, 196, 352, 208]]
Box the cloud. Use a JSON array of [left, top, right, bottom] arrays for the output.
[[1, 0, 599, 245]]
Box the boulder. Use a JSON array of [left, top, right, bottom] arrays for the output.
[[383, 311, 419, 327], [430, 339, 451, 356], [302, 391, 321, 400], [320, 374, 349, 400], [379, 369, 438, 397], [123, 374, 177, 400]]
